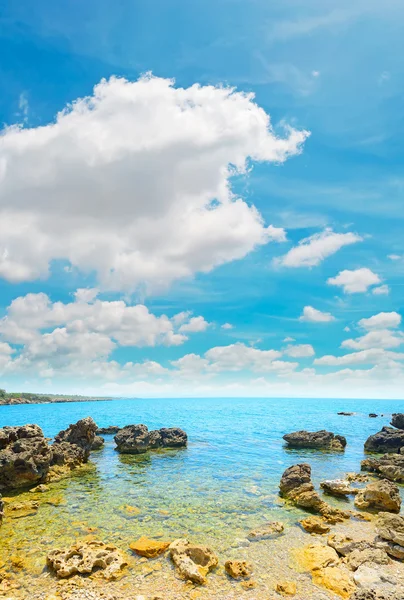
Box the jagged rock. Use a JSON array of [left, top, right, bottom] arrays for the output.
[[247, 521, 284, 540], [296, 543, 340, 571], [320, 479, 359, 497], [275, 581, 297, 595], [364, 427, 404, 453], [354, 479, 401, 513], [344, 548, 390, 571], [91, 436, 104, 450], [376, 512, 404, 556], [351, 591, 403, 600], [169, 538, 218, 585], [96, 426, 120, 435], [312, 566, 356, 599], [300, 516, 330, 534], [283, 430, 347, 451], [224, 560, 253, 579], [347, 473, 369, 483], [46, 540, 128, 579], [114, 424, 187, 454], [0, 424, 52, 490], [328, 533, 375, 557], [391, 414, 404, 429], [53, 417, 97, 460], [362, 454, 404, 482], [353, 565, 398, 591], [338, 412, 354, 416], [129, 536, 170, 558]]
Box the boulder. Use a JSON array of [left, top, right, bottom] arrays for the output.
[[351, 591, 403, 600], [320, 479, 359, 497], [364, 427, 404, 453], [369, 414, 378, 418], [376, 512, 404, 559], [283, 430, 347, 451], [312, 566, 356, 599], [354, 479, 401, 513], [129, 536, 170, 558], [347, 473, 369, 483], [53, 417, 97, 461], [247, 521, 284, 541], [91, 435, 104, 451], [328, 533, 376, 557], [224, 560, 253, 580], [344, 548, 390, 571], [275, 581, 297, 595], [0, 424, 52, 491], [169, 539, 218, 585], [391, 414, 404, 429], [300, 516, 330, 534], [338, 412, 354, 416], [115, 424, 187, 454], [46, 540, 128, 580], [96, 426, 120, 435], [361, 454, 404, 482], [296, 543, 339, 571]]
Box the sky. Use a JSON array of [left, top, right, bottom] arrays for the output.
[[0, 0, 404, 399]]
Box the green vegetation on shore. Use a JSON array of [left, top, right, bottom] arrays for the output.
[[0, 388, 115, 406]]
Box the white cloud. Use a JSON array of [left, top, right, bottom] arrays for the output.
[[299, 306, 335, 322], [359, 311, 401, 331], [0, 75, 308, 293], [283, 336, 295, 342], [315, 348, 404, 367], [327, 268, 381, 294], [275, 228, 362, 268], [341, 329, 403, 350], [372, 284, 390, 296], [178, 316, 210, 333], [388, 254, 401, 261], [284, 343, 315, 358], [74, 288, 99, 303], [221, 323, 234, 330], [343, 326, 351, 332], [205, 343, 283, 372]]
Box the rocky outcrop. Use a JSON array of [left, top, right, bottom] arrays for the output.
[[224, 560, 253, 580], [0, 424, 52, 490], [364, 427, 404, 453], [114, 424, 187, 454], [91, 435, 104, 450], [283, 430, 346, 450], [169, 539, 218, 585], [279, 464, 350, 522], [247, 521, 284, 541], [96, 426, 120, 435], [354, 479, 401, 513], [361, 453, 404, 482], [376, 512, 404, 559], [53, 417, 97, 461], [129, 536, 170, 558], [344, 547, 390, 571], [300, 516, 330, 534], [391, 413, 404, 429], [46, 540, 128, 580], [351, 591, 403, 600], [320, 479, 359, 497]]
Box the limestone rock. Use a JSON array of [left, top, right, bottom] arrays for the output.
[[283, 430, 347, 451], [46, 540, 128, 580], [328, 533, 374, 557], [353, 565, 395, 590], [347, 473, 369, 483], [344, 548, 390, 571], [275, 581, 297, 595], [391, 413, 404, 429], [351, 590, 404, 600], [247, 521, 284, 540], [320, 479, 359, 497], [130, 536, 170, 558], [354, 479, 401, 513], [5, 500, 39, 519], [115, 424, 187, 454], [91, 436, 104, 451], [296, 543, 339, 571], [376, 512, 404, 559], [29, 484, 50, 493], [169, 538, 218, 585], [224, 560, 253, 579], [96, 426, 120, 435], [364, 427, 404, 453], [53, 417, 97, 461], [312, 566, 356, 599], [361, 454, 404, 483], [300, 516, 330, 534]]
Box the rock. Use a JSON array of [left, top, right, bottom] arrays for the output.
[[5, 500, 39, 518], [351, 591, 403, 600], [391, 413, 404, 429], [328, 533, 375, 557], [91, 435, 104, 450], [364, 427, 404, 453], [347, 473, 369, 483], [130, 536, 170, 558], [376, 512, 404, 558], [275, 581, 297, 595], [53, 417, 97, 461], [312, 566, 356, 599], [354, 479, 401, 513], [283, 430, 347, 451], [296, 543, 340, 571], [29, 484, 50, 493], [300, 516, 330, 534], [224, 560, 253, 580], [115, 424, 187, 454], [0, 494, 3, 524], [320, 479, 359, 497], [247, 521, 284, 540], [0, 424, 53, 490], [353, 564, 394, 589], [369, 414, 378, 418], [169, 539, 218, 585], [96, 426, 120, 435], [46, 540, 128, 579], [344, 548, 390, 571], [361, 454, 404, 482], [159, 427, 188, 447], [338, 412, 354, 416]]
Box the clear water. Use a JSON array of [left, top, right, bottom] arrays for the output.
[[0, 397, 403, 580]]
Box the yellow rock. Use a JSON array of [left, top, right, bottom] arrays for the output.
[[119, 504, 141, 518], [295, 543, 339, 572], [5, 501, 39, 519], [130, 536, 170, 558], [190, 591, 201, 600], [312, 566, 355, 599], [300, 516, 330, 534], [276, 581, 297, 596], [241, 579, 257, 590], [224, 560, 253, 580], [10, 555, 25, 570]]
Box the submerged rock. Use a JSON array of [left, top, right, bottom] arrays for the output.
[[96, 426, 120, 435], [247, 521, 284, 540], [391, 414, 404, 429], [283, 430, 347, 450], [364, 427, 404, 453], [91, 435, 105, 450], [320, 479, 359, 497], [169, 538, 218, 585], [5, 500, 39, 519], [369, 414, 378, 418], [354, 479, 401, 513], [224, 560, 253, 580], [362, 453, 404, 482], [46, 540, 128, 580], [114, 424, 187, 454], [130, 536, 170, 558]]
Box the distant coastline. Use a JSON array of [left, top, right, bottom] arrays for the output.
[[0, 390, 118, 406]]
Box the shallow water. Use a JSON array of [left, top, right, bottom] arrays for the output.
[[0, 396, 403, 585]]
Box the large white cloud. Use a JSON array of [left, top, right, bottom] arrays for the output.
[[276, 228, 362, 268], [299, 306, 335, 322], [327, 268, 381, 293], [0, 75, 308, 292], [315, 348, 404, 366], [359, 311, 401, 330], [341, 329, 404, 350]]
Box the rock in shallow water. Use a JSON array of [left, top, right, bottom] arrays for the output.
[[300, 516, 330, 534], [91, 435, 104, 450], [114, 424, 187, 454], [354, 479, 401, 513], [364, 427, 404, 453], [247, 521, 284, 540], [320, 479, 359, 497], [283, 430, 347, 450], [224, 560, 253, 580], [96, 426, 120, 435], [169, 538, 218, 585], [361, 454, 404, 482], [46, 540, 128, 580], [129, 536, 170, 558], [391, 413, 404, 429]]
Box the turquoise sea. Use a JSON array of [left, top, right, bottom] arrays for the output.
[[1, 396, 403, 582]]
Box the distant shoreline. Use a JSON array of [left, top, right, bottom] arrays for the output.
[[0, 396, 119, 406]]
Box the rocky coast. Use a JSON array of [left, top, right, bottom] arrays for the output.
[[0, 412, 404, 600]]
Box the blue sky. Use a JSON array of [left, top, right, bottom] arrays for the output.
[[0, 0, 403, 398]]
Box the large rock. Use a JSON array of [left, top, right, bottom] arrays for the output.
[[364, 427, 404, 453], [96, 426, 120, 435], [391, 414, 404, 429], [351, 591, 403, 600], [320, 479, 359, 497], [328, 533, 376, 557], [129, 536, 170, 558], [354, 479, 401, 513], [283, 430, 346, 451], [46, 540, 128, 579], [114, 424, 187, 454], [91, 435, 105, 450], [361, 454, 404, 482], [53, 417, 97, 460], [300, 516, 330, 534], [311, 566, 356, 599], [169, 539, 218, 585], [344, 548, 390, 571], [376, 512, 404, 559], [0, 424, 52, 491], [247, 521, 284, 541]]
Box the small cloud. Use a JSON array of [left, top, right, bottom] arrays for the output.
[[299, 306, 335, 323], [372, 284, 390, 296], [18, 92, 29, 123], [284, 343, 315, 358], [378, 71, 390, 85], [283, 336, 295, 342], [222, 323, 233, 330], [343, 326, 350, 332], [311, 70, 320, 78], [388, 254, 401, 261]]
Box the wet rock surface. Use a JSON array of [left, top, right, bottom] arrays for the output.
[[129, 536, 170, 558], [320, 479, 359, 497], [46, 540, 128, 580], [283, 430, 347, 450], [361, 453, 404, 482], [354, 479, 401, 513], [300, 515, 330, 534], [91, 436, 105, 450], [391, 413, 404, 429], [96, 426, 121, 435], [224, 559, 253, 579], [247, 521, 284, 540], [114, 425, 187, 454], [53, 417, 98, 461], [364, 427, 404, 453], [169, 538, 218, 584]]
